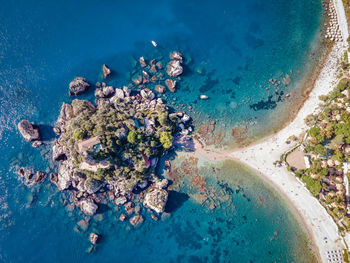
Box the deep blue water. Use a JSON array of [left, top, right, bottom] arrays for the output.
[[0, 0, 322, 262]]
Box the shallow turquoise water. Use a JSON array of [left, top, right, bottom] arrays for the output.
[[0, 0, 322, 262]]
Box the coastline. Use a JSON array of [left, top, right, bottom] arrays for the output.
[[192, 42, 345, 261], [229, 6, 349, 263], [190, 0, 350, 262]]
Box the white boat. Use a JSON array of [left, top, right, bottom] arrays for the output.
[[200, 95, 208, 100], [151, 40, 157, 47]]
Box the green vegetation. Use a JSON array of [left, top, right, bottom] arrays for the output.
[[73, 128, 86, 141], [301, 175, 322, 197], [159, 131, 173, 149], [344, 249, 349, 263], [57, 96, 182, 183], [297, 77, 350, 232], [127, 130, 138, 144]]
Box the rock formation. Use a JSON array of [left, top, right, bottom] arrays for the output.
[[69, 77, 90, 96], [17, 120, 40, 141]]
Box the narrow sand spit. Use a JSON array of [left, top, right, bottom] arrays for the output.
[[190, 0, 350, 261], [229, 0, 350, 260]]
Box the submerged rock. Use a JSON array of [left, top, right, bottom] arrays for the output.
[[17, 120, 40, 141], [32, 140, 43, 148], [102, 64, 111, 78], [119, 213, 127, 221], [166, 60, 183, 77], [69, 77, 90, 96], [155, 85, 166, 94], [77, 219, 89, 231], [165, 79, 176, 92], [129, 215, 144, 226]]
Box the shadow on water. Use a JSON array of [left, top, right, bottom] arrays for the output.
[[165, 190, 189, 213], [97, 203, 110, 214], [199, 71, 219, 93], [249, 95, 277, 111], [37, 124, 57, 141]]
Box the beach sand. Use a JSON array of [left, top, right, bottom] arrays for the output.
[[189, 0, 350, 261]]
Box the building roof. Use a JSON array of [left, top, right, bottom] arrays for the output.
[[78, 136, 101, 153]]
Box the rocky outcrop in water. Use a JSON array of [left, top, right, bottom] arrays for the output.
[[17, 120, 40, 141], [143, 178, 169, 213], [166, 51, 183, 77], [46, 51, 193, 224], [69, 77, 90, 96], [166, 60, 183, 77], [129, 215, 144, 226], [79, 199, 98, 216], [95, 86, 115, 98], [165, 79, 176, 92], [102, 64, 111, 78], [170, 51, 183, 61], [155, 85, 166, 94], [89, 233, 99, 244]]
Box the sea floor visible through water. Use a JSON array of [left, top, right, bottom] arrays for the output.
[[0, 0, 325, 261]]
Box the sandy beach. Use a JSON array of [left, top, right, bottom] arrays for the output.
[[190, 0, 350, 261]]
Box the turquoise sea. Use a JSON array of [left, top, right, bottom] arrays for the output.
[[0, 0, 323, 262]]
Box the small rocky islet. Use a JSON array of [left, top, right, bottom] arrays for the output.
[[17, 51, 193, 244]]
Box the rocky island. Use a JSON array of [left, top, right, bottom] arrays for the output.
[[18, 51, 192, 230], [52, 56, 190, 220]]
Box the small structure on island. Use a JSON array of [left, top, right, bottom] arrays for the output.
[[78, 136, 101, 153], [79, 159, 110, 173]]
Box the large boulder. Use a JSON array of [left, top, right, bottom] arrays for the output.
[[111, 177, 138, 197], [89, 233, 99, 244], [84, 178, 104, 194], [95, 86, 115, 98], [57, 161, 73, 190], [154, 178, 168, 189], [17, 120, 40, 141], [114, 88, 125, 99], [115, 196, 128, 205], [166, 60, 183, 77], [56, 103, 74, 131], [140, 88, 155, 100], [52, 140, 67, 161], [79, 199, 98, 216], [69, 77, 90, 96], [71, 99, 96, 116], [143, 187, 168, 214]]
